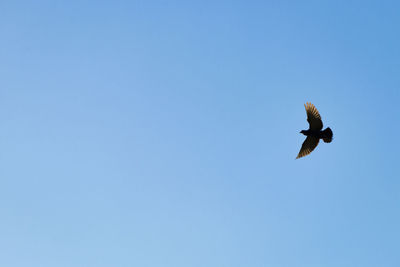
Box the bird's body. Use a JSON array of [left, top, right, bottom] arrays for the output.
[[300, 128, 332, 142], [296, 103, 333, 159]]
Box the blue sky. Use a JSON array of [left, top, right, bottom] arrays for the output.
[[1, 1, 399, 266]]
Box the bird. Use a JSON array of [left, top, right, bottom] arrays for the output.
[[296, 102, 333, 159]]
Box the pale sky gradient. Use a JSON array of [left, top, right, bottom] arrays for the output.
[[1, 1, 399, 267]]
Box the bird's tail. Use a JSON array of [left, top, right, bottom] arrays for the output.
[[322, 127, 333, 143]]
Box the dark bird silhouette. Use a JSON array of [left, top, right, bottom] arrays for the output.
[[296, 102, 333, 159]]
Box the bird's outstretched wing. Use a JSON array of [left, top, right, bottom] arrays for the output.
[[305, 102, 323, 131], [296, 136, 319, 159]]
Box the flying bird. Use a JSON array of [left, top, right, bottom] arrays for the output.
[[296, 102, 333, 159]]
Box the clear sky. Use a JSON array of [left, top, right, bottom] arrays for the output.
[[1, 1, 399, 267]]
